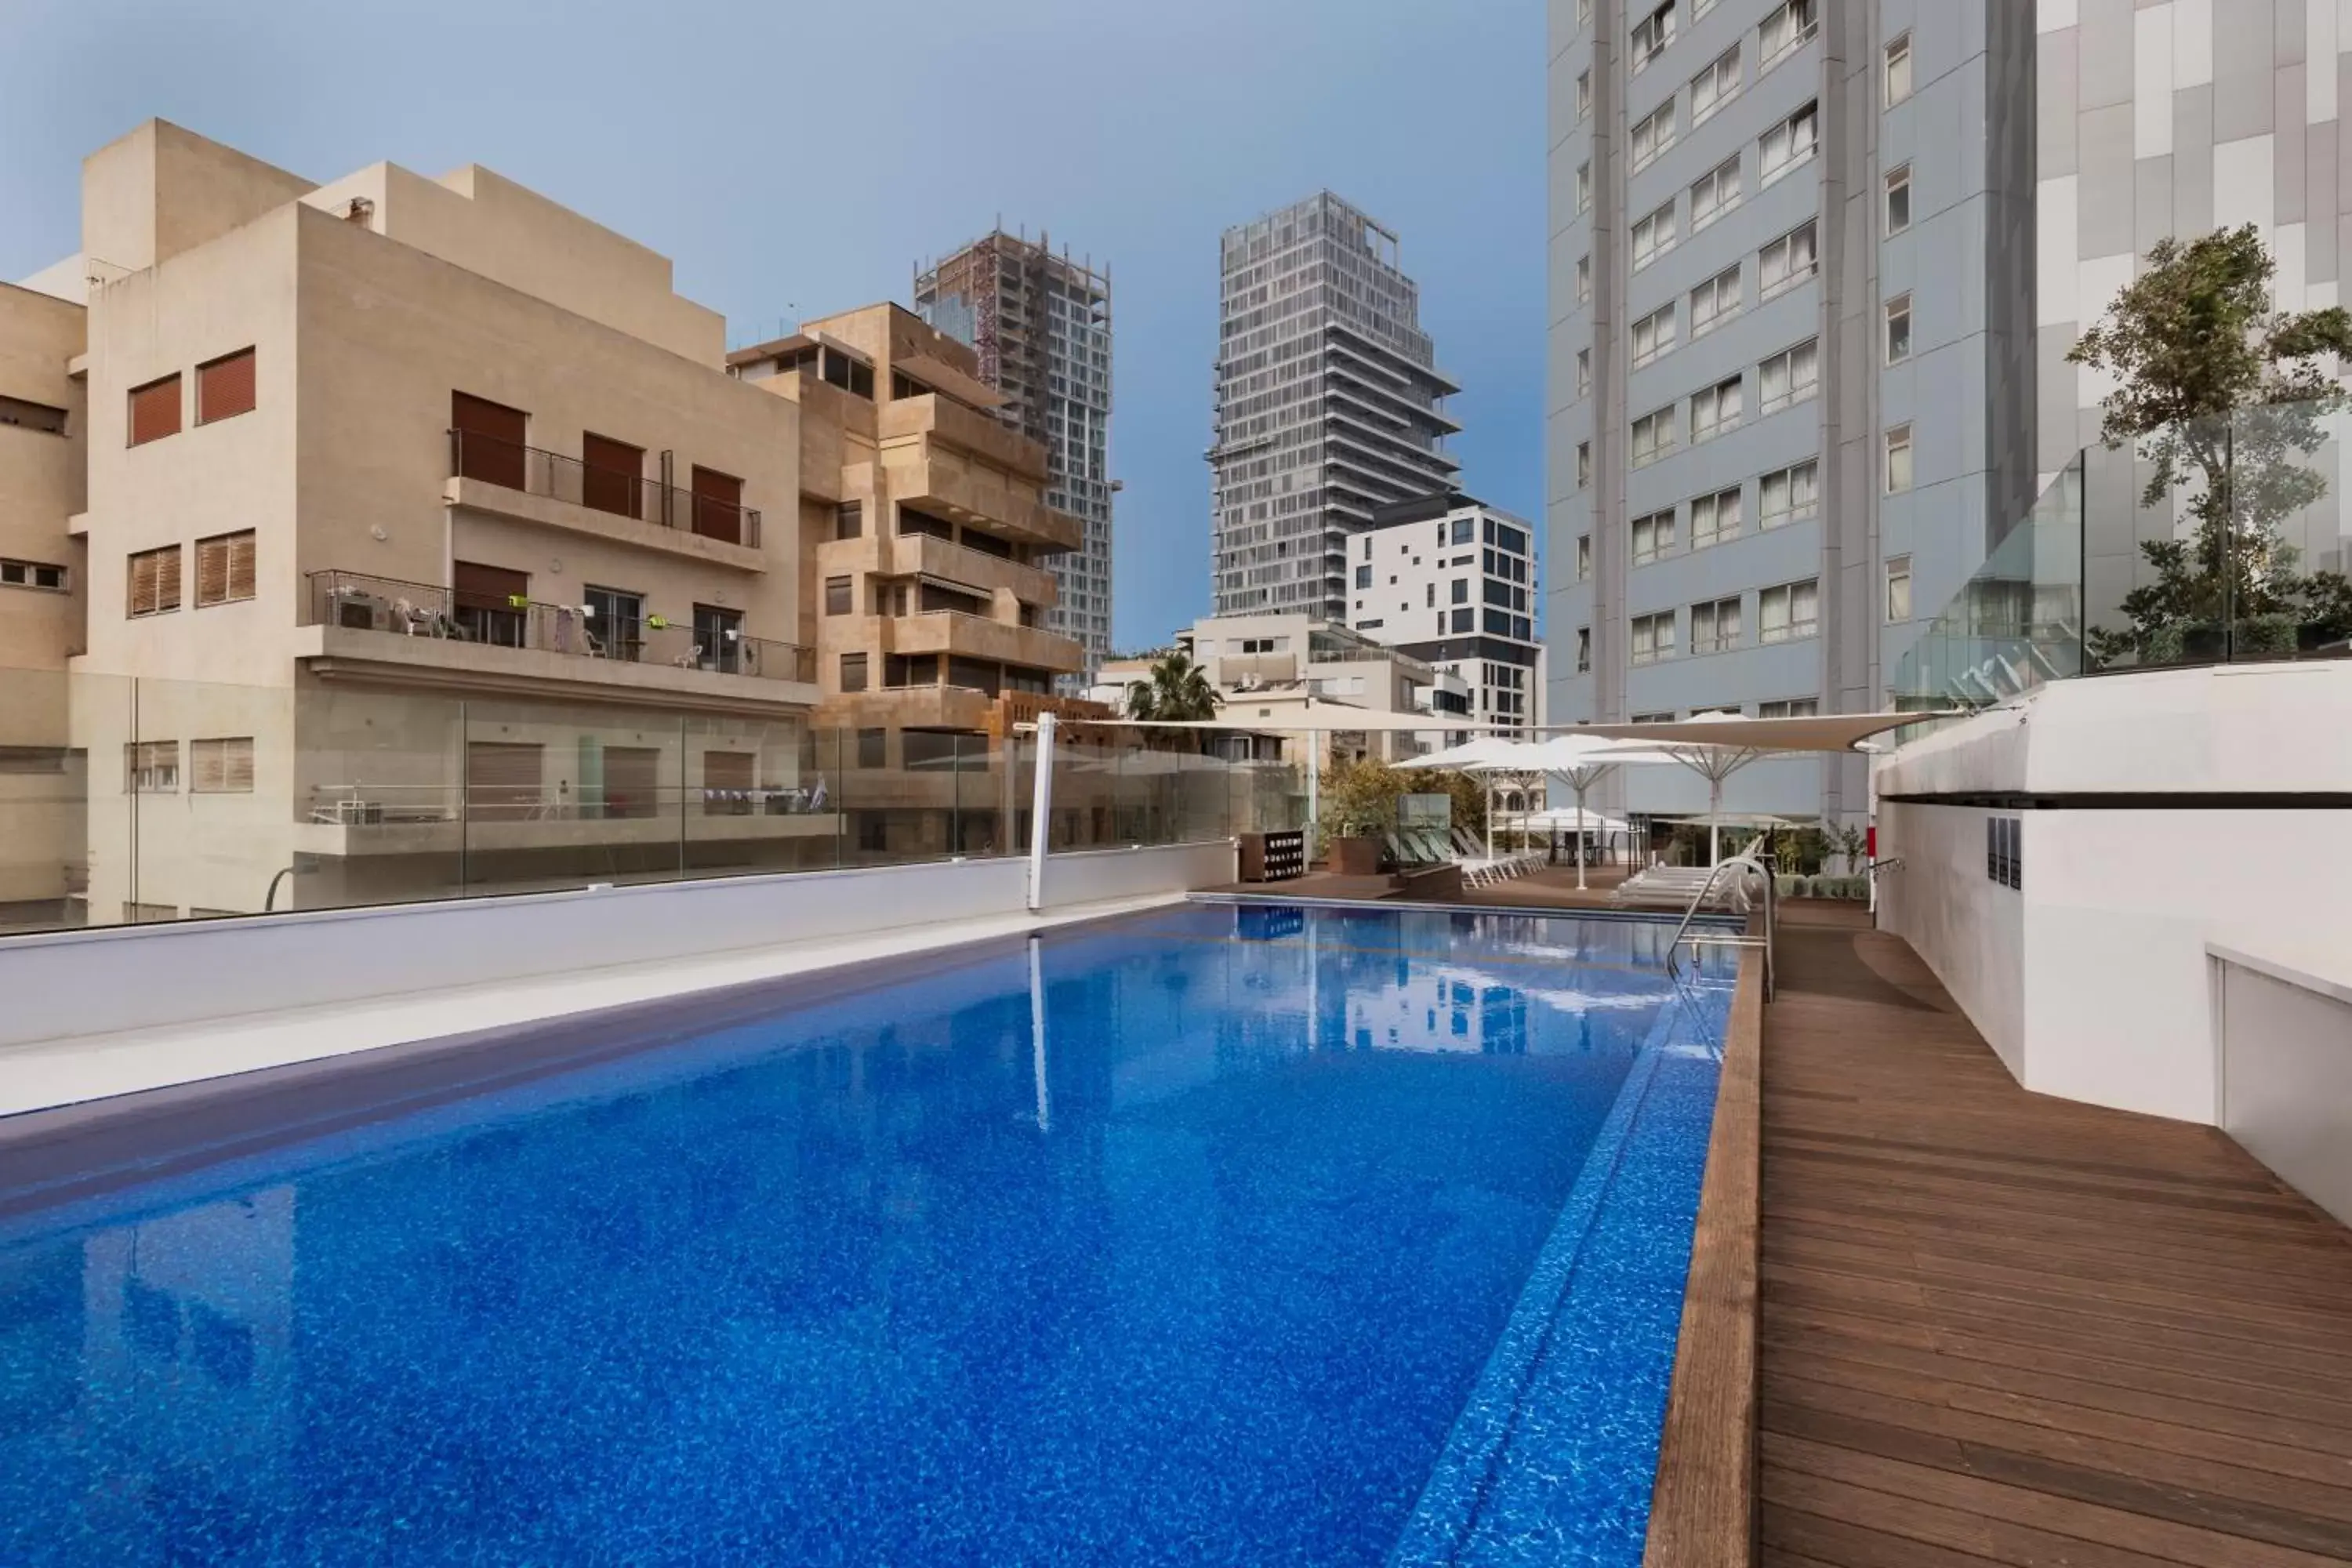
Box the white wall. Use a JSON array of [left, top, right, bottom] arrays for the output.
[[0, 841, 1236, 1052], [1875, 664, 2352, 1127], [1039, 840, 1236, 910], [1876, 800, 2024, 1076], [2213, 948, 2352, 1229]]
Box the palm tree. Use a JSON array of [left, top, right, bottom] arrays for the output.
[[1125, 650, 1221, 723]]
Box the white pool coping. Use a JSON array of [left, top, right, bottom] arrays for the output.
[[0, 892, 1185, 1120]]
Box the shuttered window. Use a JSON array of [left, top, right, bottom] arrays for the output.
[[465, 741, 543, 822], [452, 392, 528, 488], [691, 466, 744, 544], [191, 736, 256, 793], [194, 530, 257, 606], [129, 375, 181, 446], [600, 746, 662, 820], [0, 396, 67, 435], [452, 561, 529, 611], [128, 546, 182, 616], [195, 348, 257, 423], [125, 740, 180, 793], [582, 432, 644, 519]]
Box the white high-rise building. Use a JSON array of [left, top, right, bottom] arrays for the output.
[[916, 230, 1113, 689], [1345, 492, 1544, 737], [1208, 192, 1461, 622]]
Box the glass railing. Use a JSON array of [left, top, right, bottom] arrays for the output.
[[0, 668, 1307, 938], [1889, 397, 2352, 715]]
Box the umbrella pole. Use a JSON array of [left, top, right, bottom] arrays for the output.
[[1709, 775, 1722, 866], [1575, 782, 1588, 891]]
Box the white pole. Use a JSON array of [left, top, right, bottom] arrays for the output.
[[1709, 771, 1722, 866], [1027, 713, 1056, 912], [1484, 771, 1494, 862], [1574, 775, 1589, 891], [1306, 739, 1319, 864]]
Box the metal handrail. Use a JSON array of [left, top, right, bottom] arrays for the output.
[[1664, 853, 1776, 1000]]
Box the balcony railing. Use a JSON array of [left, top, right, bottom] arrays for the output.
[[448, 430, 762, 550], [307, 569, 815, 683]]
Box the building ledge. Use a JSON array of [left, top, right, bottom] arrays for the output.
[[445, 477, 768, 573], [296, 623, 818, 716]]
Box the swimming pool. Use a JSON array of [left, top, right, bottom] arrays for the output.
[[0, 901, 1733, 1566]]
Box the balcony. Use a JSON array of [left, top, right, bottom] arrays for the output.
[[889, 608, 1084, 674], [877, 396, 1079, 552], [447, 430, 766, 568], [301, 569, 817, 712], [886, 532, 1058, 607]]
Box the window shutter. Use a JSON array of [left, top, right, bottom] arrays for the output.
[[129, 375, 182, 446], [451, 392, 528, 488], [691, 466, 744, 544], [196, 349, 256, 423], [196, 537, 230, 607], [192, 739, 224, 793], [453, 560, 530, 612], [228, 532, 256, 601], [225, 738, 255, 793], [129, 551, 156, 616], [157, 546, 182, 611]]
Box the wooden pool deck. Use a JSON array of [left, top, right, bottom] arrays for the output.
[[1756, 902, 2352, 1566]]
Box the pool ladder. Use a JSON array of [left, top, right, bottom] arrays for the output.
[[1664, 854, 1776, 1002]]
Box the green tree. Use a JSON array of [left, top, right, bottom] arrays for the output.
[[2067, 225, 2352, 664], [1124, 650, 1221, 723], [1315, 758, 1487, 852]]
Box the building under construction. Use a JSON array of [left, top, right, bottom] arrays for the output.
[[915, 230, 1113, 688]]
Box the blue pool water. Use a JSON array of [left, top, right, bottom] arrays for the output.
[[0, 902, 1731, 1566]]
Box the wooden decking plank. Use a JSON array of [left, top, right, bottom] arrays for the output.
[[1754, 913, 2352, 1568]]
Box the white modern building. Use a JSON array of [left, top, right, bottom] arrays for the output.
[[1344, 491, 1544, 738], [1208, 192, 1461, 621]]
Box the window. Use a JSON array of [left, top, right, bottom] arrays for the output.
[[1577, 69, 1592, 120], [1690, 264, 1742, 338], [1576, 253, 1592, 304], [1759, 577, 1820, 642], [1451, 607, 1475, 633], [1987, 816, 2021, 891], [1632, 99, 1677, 172], [824, 575, 854, 615], [820, 347, 875, 400], [194, 348, 256, 425], [1885, 164, 1911, 234], [1886, 423, 1914, 492], [1577, 161, 1592, 214], [688, 465, 746, 545], [1690, 485, 1742, 547], [194, 530, 256, 607], [129, 374, 181, 446], [1354, 563, 1373, 589], [453, 561, 529, 645], [1690, 595, 1741, 654], [1632, 200, 1676, 269], [0, 558, 67, 591], [835, 500, 864, 539], [1759, 220, 1818, 299], [1631, 509, 1677, 564], [127, 545, 181, 616], [1631, 610, 1677, 664], [1577, 534, 1592, 580], [1451, 516, 1477, 546], [1885, 31, 1913, 104], [839, 652, 869, 692], [1450, 578, 1469, 604], [1758, 338, 1819, 413], [1577, 347, 1592, 395], [1632, 711, 1677, 724], [695, 604, 746, 672], [1690, 375, 1742, 443], [0, 395, 67, 435], [1632, 303, 1677, 367], [581, 433, 645, 519], [1759, 0, 1817, 68], [856, 728, 887, 769], [1885, 293, 1912, 363], [1759, 101, 1819, 184], [1576, 626, 1592, 673], [1577, 441, 1592, 488], [1759, 459, 1819, 529], [1690, 44, 1740, 124], [1632, 405, 1678, 467], [1759, 697, 1820, 719], [1632, 2, 1675, 72], [1886, 555, 1914, 622], [126, 740, 179, 793], [191, 736, 255, 793], [1689, 154, 1741, 231]]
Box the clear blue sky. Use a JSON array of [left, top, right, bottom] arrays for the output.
[[0, 0, 1546, 649]]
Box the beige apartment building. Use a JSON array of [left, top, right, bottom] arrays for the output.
[[728, 305, 1106, 858], [4, 121, 831, 924], [0, 121, 1141, 927]]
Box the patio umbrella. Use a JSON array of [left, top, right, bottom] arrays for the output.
[[1635, 715, 1780, 865], [1393, 738, 1551, 861], [1521, 734, 1684, 888]]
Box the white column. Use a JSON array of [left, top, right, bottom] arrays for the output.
[[1027, 713, 1057, 913]]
